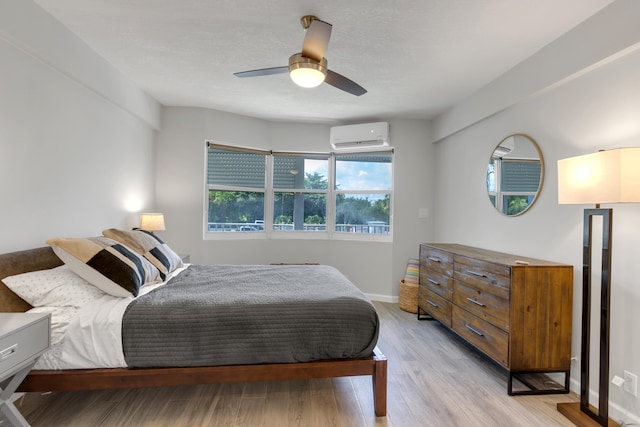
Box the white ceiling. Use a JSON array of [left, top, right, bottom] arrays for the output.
[[34, 0, 615, 123]]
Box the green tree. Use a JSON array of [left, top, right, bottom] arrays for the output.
[[303, 172, 327, 222], [371, 195, 390, 221], [336, 195, 372, 224], [274, 215, 292, 224], [335, 194, 390, 225], [208, 190, 264, 223], [304, 214, 324, 224], [507, 196, 529, 215], [304, 172, 328, 189]]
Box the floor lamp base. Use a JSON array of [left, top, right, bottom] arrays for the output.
[[557, 402, 620, 427]]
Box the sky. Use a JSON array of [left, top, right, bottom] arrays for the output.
[[305, 158, 392, 191]]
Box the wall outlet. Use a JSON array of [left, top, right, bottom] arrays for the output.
[[623, 371, 638, 397]]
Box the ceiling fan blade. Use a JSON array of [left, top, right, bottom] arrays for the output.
[[234, 66, 288, 78], [301, 19, 332, 62], [325, 70, 367, 96]]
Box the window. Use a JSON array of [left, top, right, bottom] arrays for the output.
[[334, 152, 392, 235], [272, 153, 329, 232], [206, 144, 268, 232], [487, 158, 541, 215], [205, 142, 393, 239]]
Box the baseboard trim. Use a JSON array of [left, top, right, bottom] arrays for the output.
[[366, 293, 397, 303]]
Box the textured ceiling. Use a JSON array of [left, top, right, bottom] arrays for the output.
[[35, 0, 614, 123]]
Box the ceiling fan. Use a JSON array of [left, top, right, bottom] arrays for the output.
[[233, 15, 367, 96]]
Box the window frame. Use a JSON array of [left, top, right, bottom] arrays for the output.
[[204, 141, 393, 242], [204, 142, 270, 240], [332, 151, 394, 241], [270, 151, 331, 239], [487, 157, 541, 215]]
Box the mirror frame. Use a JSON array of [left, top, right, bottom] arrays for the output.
[[487, 133, 544, 217]]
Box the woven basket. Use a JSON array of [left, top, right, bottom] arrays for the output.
[[398, 280, 419, 314]]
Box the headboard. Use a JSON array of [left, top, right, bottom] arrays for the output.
[[0, 246, 63, 312]]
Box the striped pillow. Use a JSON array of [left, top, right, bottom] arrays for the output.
[[102, 228, 183, 280], [404, 258, 419, 285], [46, 236, 161, 297]]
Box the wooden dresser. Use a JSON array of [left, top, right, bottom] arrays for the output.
[[418, 243, 573, 395]]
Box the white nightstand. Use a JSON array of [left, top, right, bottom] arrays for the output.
[[0, 313, 50, 427]]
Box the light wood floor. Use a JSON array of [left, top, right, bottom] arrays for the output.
[[4, 302, 579, 427]]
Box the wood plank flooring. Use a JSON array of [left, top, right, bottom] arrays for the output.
[[3, 302, 579, 426]]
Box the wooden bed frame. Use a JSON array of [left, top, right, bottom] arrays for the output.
[[0, 247, 387, 417]]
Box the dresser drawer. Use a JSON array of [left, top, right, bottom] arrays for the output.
[[420, 245, 453, 277], [453, 281, 510, 332], [0, 314, 50, 376], [453, 255, 510, 299], [418, 287, 452, 327], [420, 270, 453, 300], [452, 306, 508, 368]]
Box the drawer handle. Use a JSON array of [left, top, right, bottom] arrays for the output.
[[427, 300, 439, 308], [465, 325, 484, 337], [0, 344, 17, 360], [427, 257, 441, 263], [467, 270, 487, 278], [428, 279, 440, 286], [466, 297, 486, 307]]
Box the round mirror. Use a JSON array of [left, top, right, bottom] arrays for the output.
[[486, 134, 544, 216]]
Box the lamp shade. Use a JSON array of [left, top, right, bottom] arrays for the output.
[[557, 147, 640, 204], [139, 213, 165, 231]]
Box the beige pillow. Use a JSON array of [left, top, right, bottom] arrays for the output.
[[46, 236, 161, 297], [102, 229, 183, 280]]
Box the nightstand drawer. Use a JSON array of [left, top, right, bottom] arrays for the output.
[[0, 314, 50, 376]]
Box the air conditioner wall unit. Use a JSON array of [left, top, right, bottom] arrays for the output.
[[330, 122, 389, 150]]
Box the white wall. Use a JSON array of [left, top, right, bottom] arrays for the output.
[[0, 0, 160, 253], [12, 0, 639, 421], [430, 1, 640, 422], [155, 107, 434, 299]]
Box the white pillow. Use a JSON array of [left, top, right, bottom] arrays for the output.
[[3, 265, 106, 308]]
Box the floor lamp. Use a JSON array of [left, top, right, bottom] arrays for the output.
[[556, 147, 640, 427]]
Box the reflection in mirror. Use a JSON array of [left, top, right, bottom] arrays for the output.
[[486, 134, 544, 216]]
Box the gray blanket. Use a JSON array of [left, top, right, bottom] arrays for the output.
[[122, 264, 379, 367]]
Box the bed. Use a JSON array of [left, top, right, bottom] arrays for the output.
[[0, 244, 387, 417]]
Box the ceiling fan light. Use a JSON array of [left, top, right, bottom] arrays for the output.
[[289, 53, 327, 88], [290, 68, 325, 88]]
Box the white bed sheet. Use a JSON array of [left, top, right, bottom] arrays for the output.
[[30, 265, 190, 370], [29, 306, 77, 370]]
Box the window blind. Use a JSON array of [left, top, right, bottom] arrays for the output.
[[500, 160, 541, 192], [207, 147, 266, 188]]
